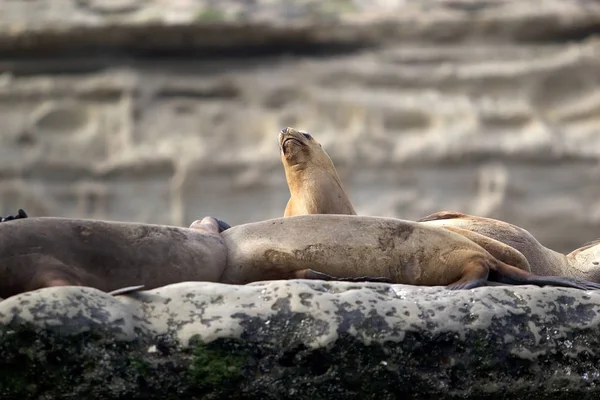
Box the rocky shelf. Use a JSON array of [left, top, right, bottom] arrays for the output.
[[1, 280, 600, 399]]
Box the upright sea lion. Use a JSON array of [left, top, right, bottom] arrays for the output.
[[276, 127, 600, 283], [277, 127, 535, 273], [0, 216, 230, 299], [279, 127, 356, 216], [418, 211, 600, 282], [217, 214, 600, 290]]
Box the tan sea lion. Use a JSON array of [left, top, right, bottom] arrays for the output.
[[275, 127, 600, 283], [0, 216, 230, 299], [277, 127, 535, 274], [279, 127, 356, 216], [215, 214, 600, 290], [418, 211, 600, 282]]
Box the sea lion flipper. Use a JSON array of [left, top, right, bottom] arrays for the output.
[[107, 285, 146, 296], [216, 219, 232, 232], [333, 276, 392, 283], [446, 279, 488, 290], [490, 260, 600, 290], [446, 256, 491, 290], [417, 211, 468, 223], [296, 269, 391, 283]]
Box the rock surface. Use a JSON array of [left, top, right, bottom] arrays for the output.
[[1, 280, 600, 399], [0, 0, 600, 252]]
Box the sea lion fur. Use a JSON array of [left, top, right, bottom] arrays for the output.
[[218, 214, 600, 291], [0, 216, 228, 299], [279, 127, 356, 216]]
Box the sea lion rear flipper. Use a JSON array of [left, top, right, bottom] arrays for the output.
[[446, 257, 491, 290], [216, 219, 232, 232], [417, 211, 468, 223], [490, 261, 600, 291], [108, 285, 146, 296], [296, 269, 391, 283]]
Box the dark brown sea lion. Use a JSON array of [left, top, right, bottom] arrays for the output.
[[217, 214, 600, 291], [418, 211, 600, 282], [0, 216, 229, 299], [279, 127, 356, 216]]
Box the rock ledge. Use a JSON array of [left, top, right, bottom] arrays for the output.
[[1, 280, 600, 399]]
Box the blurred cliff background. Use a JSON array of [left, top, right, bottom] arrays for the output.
[[0, 0, 599, 252]]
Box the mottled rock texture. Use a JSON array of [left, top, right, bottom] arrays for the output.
[[0, 0, 600, 252], [1, 281, 600, 399]]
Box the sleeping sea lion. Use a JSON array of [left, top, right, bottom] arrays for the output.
[[216, 214, 600, 291], [279, 127, 356, 216], [418, 211, 600, 282], [277, 127, 535, 274], [0, 216, 230, 299]]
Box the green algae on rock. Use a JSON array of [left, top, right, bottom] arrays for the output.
[[1, 281, 600, 399]]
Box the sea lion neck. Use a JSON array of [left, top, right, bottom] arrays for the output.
[[286, 165, 356, 215]]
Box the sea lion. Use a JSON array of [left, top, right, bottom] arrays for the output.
[[275, 127, 600, 283], [279, 127, 356, 216], [418, 211, 600, 282], [0, 216, 230, 299], [277, 128, 534, 273], [217, 214, 600, 291]]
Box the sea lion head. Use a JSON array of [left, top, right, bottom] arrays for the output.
[[278, 127, 329, 170], [189, 216, 231, 234]]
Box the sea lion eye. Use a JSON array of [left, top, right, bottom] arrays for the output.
[[303, 133, 312, 140]]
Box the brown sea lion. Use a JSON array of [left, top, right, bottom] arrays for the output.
[[279, 127, 356, 216], [418, 211, 600, 282], [277, 127, 535, 274], [0, 216, 230, 299], [216, 214, 600, 291]]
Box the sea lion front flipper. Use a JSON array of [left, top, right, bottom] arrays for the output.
[[417, 211, 468, 223], [446, 256, 491, 290], [295, 269, 391, 283], [107, 285, 146, 296]]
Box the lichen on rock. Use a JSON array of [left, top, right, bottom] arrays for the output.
[[1, 281, 600, 398]]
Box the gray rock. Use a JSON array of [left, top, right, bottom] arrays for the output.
[[1, 280, 600, 398]]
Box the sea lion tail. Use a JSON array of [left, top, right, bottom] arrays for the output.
[[490, 260, 600, 291], [417, 211, 467, 223], [108, 285, 146, 296]]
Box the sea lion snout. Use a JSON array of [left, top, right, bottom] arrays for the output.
[[279, 127, 313, 160]]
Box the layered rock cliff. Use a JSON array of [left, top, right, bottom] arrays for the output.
[[0, 0, 599, 252]]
